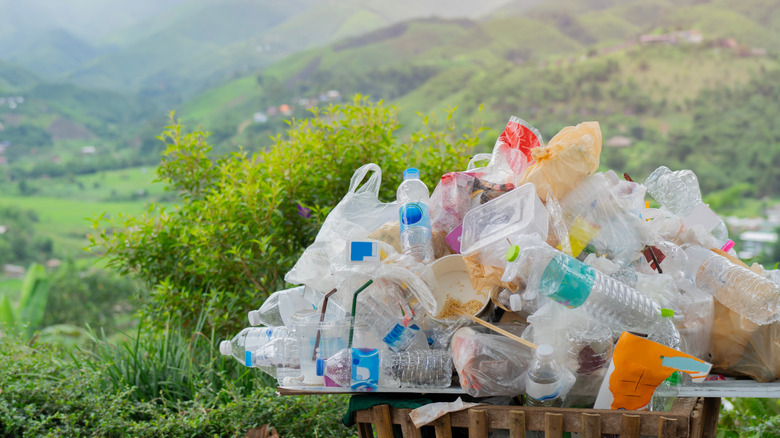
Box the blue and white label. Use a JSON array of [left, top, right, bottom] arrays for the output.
[[399, 202, 431, 232], [351, 348, 379, 391], [348, 241, 380, 263]]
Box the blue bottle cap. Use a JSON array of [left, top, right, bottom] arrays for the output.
[[403, 168, 420, 180], [316, 358, 325, 376], [244, 350, 252, 367]]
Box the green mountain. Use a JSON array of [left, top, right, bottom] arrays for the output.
[[175, 0, 780, 200]]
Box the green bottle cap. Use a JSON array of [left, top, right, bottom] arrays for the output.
[[661, 308, 675, 318], [506, 245, 520, 262]]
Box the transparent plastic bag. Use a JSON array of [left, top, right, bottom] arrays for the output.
[[519, 121, 602, 202], [451, 326, 534, 397], [285, 164, 399, 293]]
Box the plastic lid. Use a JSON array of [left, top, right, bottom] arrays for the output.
[[661, 308, 675, 318], [536, 344, 554, 360], [506, 245, 520, 262], [244, 350, 252, 367], [403, 168, 420, 180], [247, 310, 261, 326], [666, 371, 682, 385], [219, 340, 231, 356]]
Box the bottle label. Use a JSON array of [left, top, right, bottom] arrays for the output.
[[539, 253, 595, 308], [399, 202, 431, 232], [351, 348, 379, 391], [526, 380, 563, 402]]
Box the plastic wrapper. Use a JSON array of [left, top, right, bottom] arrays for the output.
[[521, 303, 613, 407], [558, 171, 647, 265], [518, 121, 601, 202], [460, 183, 548, 291], [285, 163, 399, 293], [409, 398, 483, 428], [451, 327, 534, 397]]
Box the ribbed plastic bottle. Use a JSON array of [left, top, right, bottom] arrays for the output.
[[397, 168, 435, 264], [644, 166, 728, 242], [684, 245, 780, 325], [219, 326, 294, 366], [525, 344, 566, 407], [502, 235, 664, 335], [357, 293, 429, 352], [649, 309, 681, 350], [379, 349, 452, 389]]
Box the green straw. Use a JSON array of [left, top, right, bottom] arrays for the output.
[[348, 279, 374, 348]]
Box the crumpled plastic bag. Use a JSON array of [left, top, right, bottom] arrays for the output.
[[451, 327, 534, 397], [409, 398, 483, 427], [285, 163, 398, 294], [519, 121, 602, 202]]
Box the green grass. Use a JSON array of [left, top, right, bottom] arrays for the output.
[[0, 278, 22, 303]]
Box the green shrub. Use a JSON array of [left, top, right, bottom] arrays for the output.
[[0, 332, 356, 437], [90, 96, 484, 333]]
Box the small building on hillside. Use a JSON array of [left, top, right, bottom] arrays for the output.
[[739, 231, 778, 260]]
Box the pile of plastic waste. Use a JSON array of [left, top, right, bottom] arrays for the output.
[[220, 117, 780, 411]]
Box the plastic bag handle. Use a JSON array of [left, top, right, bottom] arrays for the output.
[[348, 163, 382, 195], [467, 153, 492, 171]]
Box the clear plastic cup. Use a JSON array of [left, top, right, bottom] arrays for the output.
[[290, 309, 350, 386]]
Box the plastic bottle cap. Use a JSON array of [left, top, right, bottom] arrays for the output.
[[245, 350, 253, 367], [505, 245, 520, 262], [219, 340, 231, 356], [247, 310, 261, 326], [536, 344, 554, 360], [661, 308, 675, 318], [403, 168, 420, 180]]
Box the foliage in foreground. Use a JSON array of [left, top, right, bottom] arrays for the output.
[[0, 333, 355, 437], [90, 96, 484, 333]]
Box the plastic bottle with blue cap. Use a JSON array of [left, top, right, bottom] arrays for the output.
[[397, 168, 435, 264], [219, 326, 293, 366]]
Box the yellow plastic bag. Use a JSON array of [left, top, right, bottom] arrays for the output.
[[519, 122, 602, 201]]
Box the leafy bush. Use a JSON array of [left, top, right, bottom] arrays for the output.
[[90, 96, 484, 332], [0, 332, 356, 437], [718, 398, 780, 437]]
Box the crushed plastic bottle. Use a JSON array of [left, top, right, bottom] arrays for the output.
[[219, 327, 294, 366], [397, 168, 435, 264], [525, 344, 567, 407], [379, 349, 453, 389], [644, 166, 728, 243], [357, 291, 429, 352], [502, 234, 666, 336], [684, 245, 780, 325]]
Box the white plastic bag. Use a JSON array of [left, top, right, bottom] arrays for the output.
[[285, 163, 398, 294]]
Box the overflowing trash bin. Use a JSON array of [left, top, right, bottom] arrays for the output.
[[219, 116, 780, 414]]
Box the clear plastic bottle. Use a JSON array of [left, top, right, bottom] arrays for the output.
[[219, 326, 294, 366], [650, 371, 681, 412], [247, 286, 315, 327], [247, 337, 301, 385], [525, 344, 566, 407], [379, 349, 452, 389], [503, 235, 664, 335], [357, 293, 429, 352], [644, 166, 728, 242], [397, 168, 435, 264], [684, 245, 780, 325], [649, 309, 681, 350]]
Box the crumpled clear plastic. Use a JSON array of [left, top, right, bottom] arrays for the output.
[[285, 163, 399, 294], [451, 326, 534, 397]]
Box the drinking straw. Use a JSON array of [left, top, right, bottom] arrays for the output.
[[455, 309, 537, 350], [311, 288, 338, 361], [348, 279, 374, 348]]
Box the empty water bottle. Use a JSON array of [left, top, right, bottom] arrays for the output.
[[650, 371, 681, 412], [379, 349, 453, 389], [503, 234, 665, 336], [644, 166, 728, 242], [246, 337, 301, 385], [247, 286, 315, 327], [684, 245, 780, 325], [219, 326, 294, 366], [397, 168, 435, 264], [649, 309, 681, 350], [525, 344, 567, 407]]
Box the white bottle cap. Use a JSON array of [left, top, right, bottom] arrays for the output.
[[219, 340, 232, 356], [509, 294, 523, 312], [536, 344, 554, 360], [248, 310, 261, 326]]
